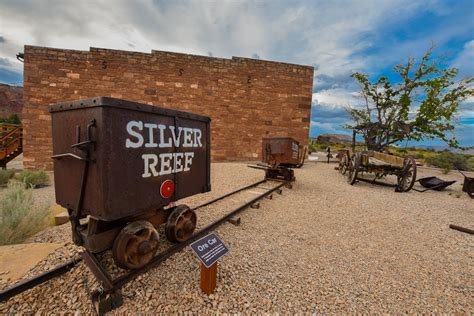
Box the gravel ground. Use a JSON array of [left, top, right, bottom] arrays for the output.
[[0, 161, 473, 314]]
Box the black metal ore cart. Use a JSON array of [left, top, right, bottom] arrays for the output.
[[49, 97, 211, 270]]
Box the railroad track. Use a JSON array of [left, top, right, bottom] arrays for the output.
[[0, 178, 290, 306]]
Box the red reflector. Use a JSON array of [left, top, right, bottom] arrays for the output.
[[160, 180, 174, 199]]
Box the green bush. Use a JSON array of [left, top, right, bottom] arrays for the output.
[[467, 157, 474, 171], [0, 169, 15, 186], [0, 182, 51, 245], [17, 170, 49, 189], [414, 152, 425, 159], [425, 152, 473, 173], [0, 114, 21, 125]]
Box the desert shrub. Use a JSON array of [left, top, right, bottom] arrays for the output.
[[0, 169, 15, 186], [466, 157, 474, 171], [425, 152, 472, 173], [414, 152, 425, 159], [17, 170, 49, 188], [0, 114, 21, 125], [0, 182, 51, 245]]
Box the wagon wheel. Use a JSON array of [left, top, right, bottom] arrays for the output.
[[112, 220, 159, 270], [396, 157, 417, 192], [165, 205, 197, 243], [339, 153, 349, 175], [346, 153, 361, 185]]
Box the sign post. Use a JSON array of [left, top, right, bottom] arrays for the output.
[[190, 233, 229, 295], [200, 262, 217, 295]]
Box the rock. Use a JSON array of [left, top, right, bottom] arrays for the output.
[[0, 243, 62, 283], [54, 211, 70, 226]]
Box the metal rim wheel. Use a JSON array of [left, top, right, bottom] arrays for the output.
[[112, 220, 159, 270], [165, 205, 197, 243], [347, 153, 361, 185], [282, 168, 295, 181], [396, 157, 417, 192], [339, 153, 349, 175], [265, 169, 278, 180]]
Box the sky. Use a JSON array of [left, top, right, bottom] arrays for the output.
[[0, 0, 473, 147]]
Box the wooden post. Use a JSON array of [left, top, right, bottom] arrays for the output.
[[352, 130, 356, 152], [200, 262, 217, 294]]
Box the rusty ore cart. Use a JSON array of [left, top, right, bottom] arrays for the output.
[[259, 137, 305, 181], [50, 97, 211, 270], [458, 169, 474, 198], [338, 131, 417, 192]]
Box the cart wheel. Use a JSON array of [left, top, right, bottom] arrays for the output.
[[396, 157, 417, 192], [282, 168, 295, 181], [339, 153, 349, 175], [165, 205, 197, 243], [347, 153, 361, 185], [265, 169, 278, 180], [112, 220, 159, 270]]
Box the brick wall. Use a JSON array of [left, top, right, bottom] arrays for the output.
[[22, 45, 314, 170]]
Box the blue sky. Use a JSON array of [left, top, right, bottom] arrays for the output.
[[0, 0, 472, 146]]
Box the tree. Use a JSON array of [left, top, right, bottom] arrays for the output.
[[346, 47, 474, 151]]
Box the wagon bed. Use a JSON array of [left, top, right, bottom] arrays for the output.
[[366, 151, 405, 167]]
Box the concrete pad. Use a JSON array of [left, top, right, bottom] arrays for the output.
[[0, 243, 62, 282]]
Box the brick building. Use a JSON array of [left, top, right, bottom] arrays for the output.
[[22, 46, 314, 170]]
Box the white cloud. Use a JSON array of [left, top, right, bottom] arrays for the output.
[[453, 40, 474, 79], [310, 121, 340, 134], [0, 0, 449, 79], [313, 89, 360, 108]]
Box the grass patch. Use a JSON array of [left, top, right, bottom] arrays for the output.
[[0, 182, 51, 245], [0, 169, 15, 186], [424, 152, 474, 173], [16, 170, 49, 189]]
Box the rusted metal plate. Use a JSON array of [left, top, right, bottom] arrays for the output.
[[50, 97, 211, 221], [262, 137, 300, 167]]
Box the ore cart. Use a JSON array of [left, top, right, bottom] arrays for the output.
[[260, 137, 305, 181], [50, 97, 211, 269]]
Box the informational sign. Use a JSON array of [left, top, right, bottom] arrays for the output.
[[190, 233, 229, 268]]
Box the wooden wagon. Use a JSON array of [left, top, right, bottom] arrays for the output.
[[338, 130, 417, 192]]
